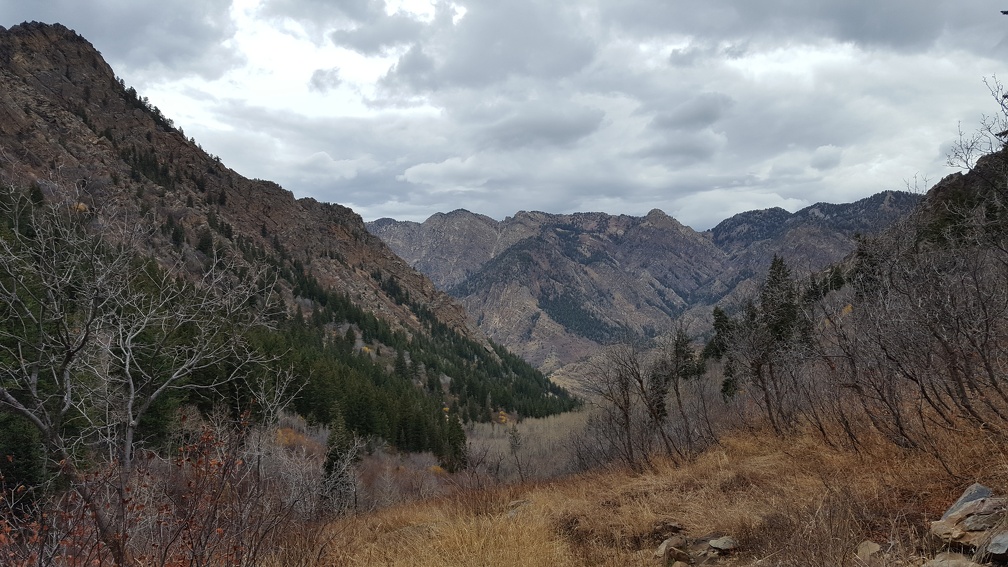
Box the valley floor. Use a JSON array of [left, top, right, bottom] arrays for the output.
[[309, 426, 999, 566]]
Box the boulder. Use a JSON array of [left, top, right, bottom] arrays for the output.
[[931, 483, 1008, 557], [656, 534, 688, 551], [654, 538, 692, 564], [708, 536, 738, 552], [942, 484, 993, 520], [856, 539, 882, 563], [988, 531, 1008, 555]]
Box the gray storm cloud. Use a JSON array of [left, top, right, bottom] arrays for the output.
[[1, 0, 1004, 229]]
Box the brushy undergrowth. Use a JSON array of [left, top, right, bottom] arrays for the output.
[[315, 421, 1005, 567]]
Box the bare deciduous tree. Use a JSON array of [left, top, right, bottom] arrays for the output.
[[576, 328, 719, 470], [0, 182, 277, 564]]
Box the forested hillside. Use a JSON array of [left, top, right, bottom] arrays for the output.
[[0, 22, 575, 565]]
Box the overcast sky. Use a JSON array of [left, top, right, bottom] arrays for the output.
[[3, 1, 1007, 229]]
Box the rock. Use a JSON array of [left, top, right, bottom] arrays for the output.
[[942, 484, 993, 520], [922, 551, 984, 567], [654, 538, 692, 564], [368, 194, 919, 372], [856, 539, 881, 562], [708, 535, 738, 552], [989, 531, 1008, 555], [656, 534, 688, 551], [931, 483, 1008, 557]]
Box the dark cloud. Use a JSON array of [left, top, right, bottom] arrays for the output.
[[469, 100, 605, 150], [668, 42, 749, 67], [330, 12, 425, 54], [0, 0, 241, 83], [256, 0, 384, 39], [650, 93, 735, 131], [637, 130, 727, 168], [600, 0, 991, 53], [259, 0, 380, 22], [378, 44, 439, 96]]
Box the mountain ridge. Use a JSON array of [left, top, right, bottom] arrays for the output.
[[368, 190, 921, 371], [0, 20, 482, 345]]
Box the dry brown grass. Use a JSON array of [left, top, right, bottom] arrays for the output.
[[316, 422, 1008, 566]]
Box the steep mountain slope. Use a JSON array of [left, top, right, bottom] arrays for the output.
[[369, 192, 919, 370], [0, 22, 576, 436], [0, 21, 478, 344]]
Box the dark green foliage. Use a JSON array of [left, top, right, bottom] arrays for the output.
[[702, 256, 810, 433], [376, 272, 410, 305], [195, 229, 213, 255], [803, 266, 845, 303], [759, 256, 803, 344], [702, 306, 735, 361], [237, 235, 577, 464], [539, 290, 628, 344], [250, 319, 467, 468], [171, 224, 185, 247], [122, 145, 174, 188], [0, 181, 574, 480], [207, 208, 234, 240], [442, 413, 467, 472], [0, 410, 45, 492], [288, 264, 579, 425]]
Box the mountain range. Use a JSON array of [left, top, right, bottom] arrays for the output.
[[368, 192, 920, 372]]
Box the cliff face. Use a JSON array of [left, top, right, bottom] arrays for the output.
[[0, 22, 482, 345], [369, 192, 920, 371]]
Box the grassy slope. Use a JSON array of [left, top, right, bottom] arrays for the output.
[[314, 424, 1005, 566]]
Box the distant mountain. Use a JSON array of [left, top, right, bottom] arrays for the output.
[[368, 192, 920, 371], [711, 191, 923, 282]]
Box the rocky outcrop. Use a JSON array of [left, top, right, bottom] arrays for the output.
[[931, 483, 1008, 560]]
